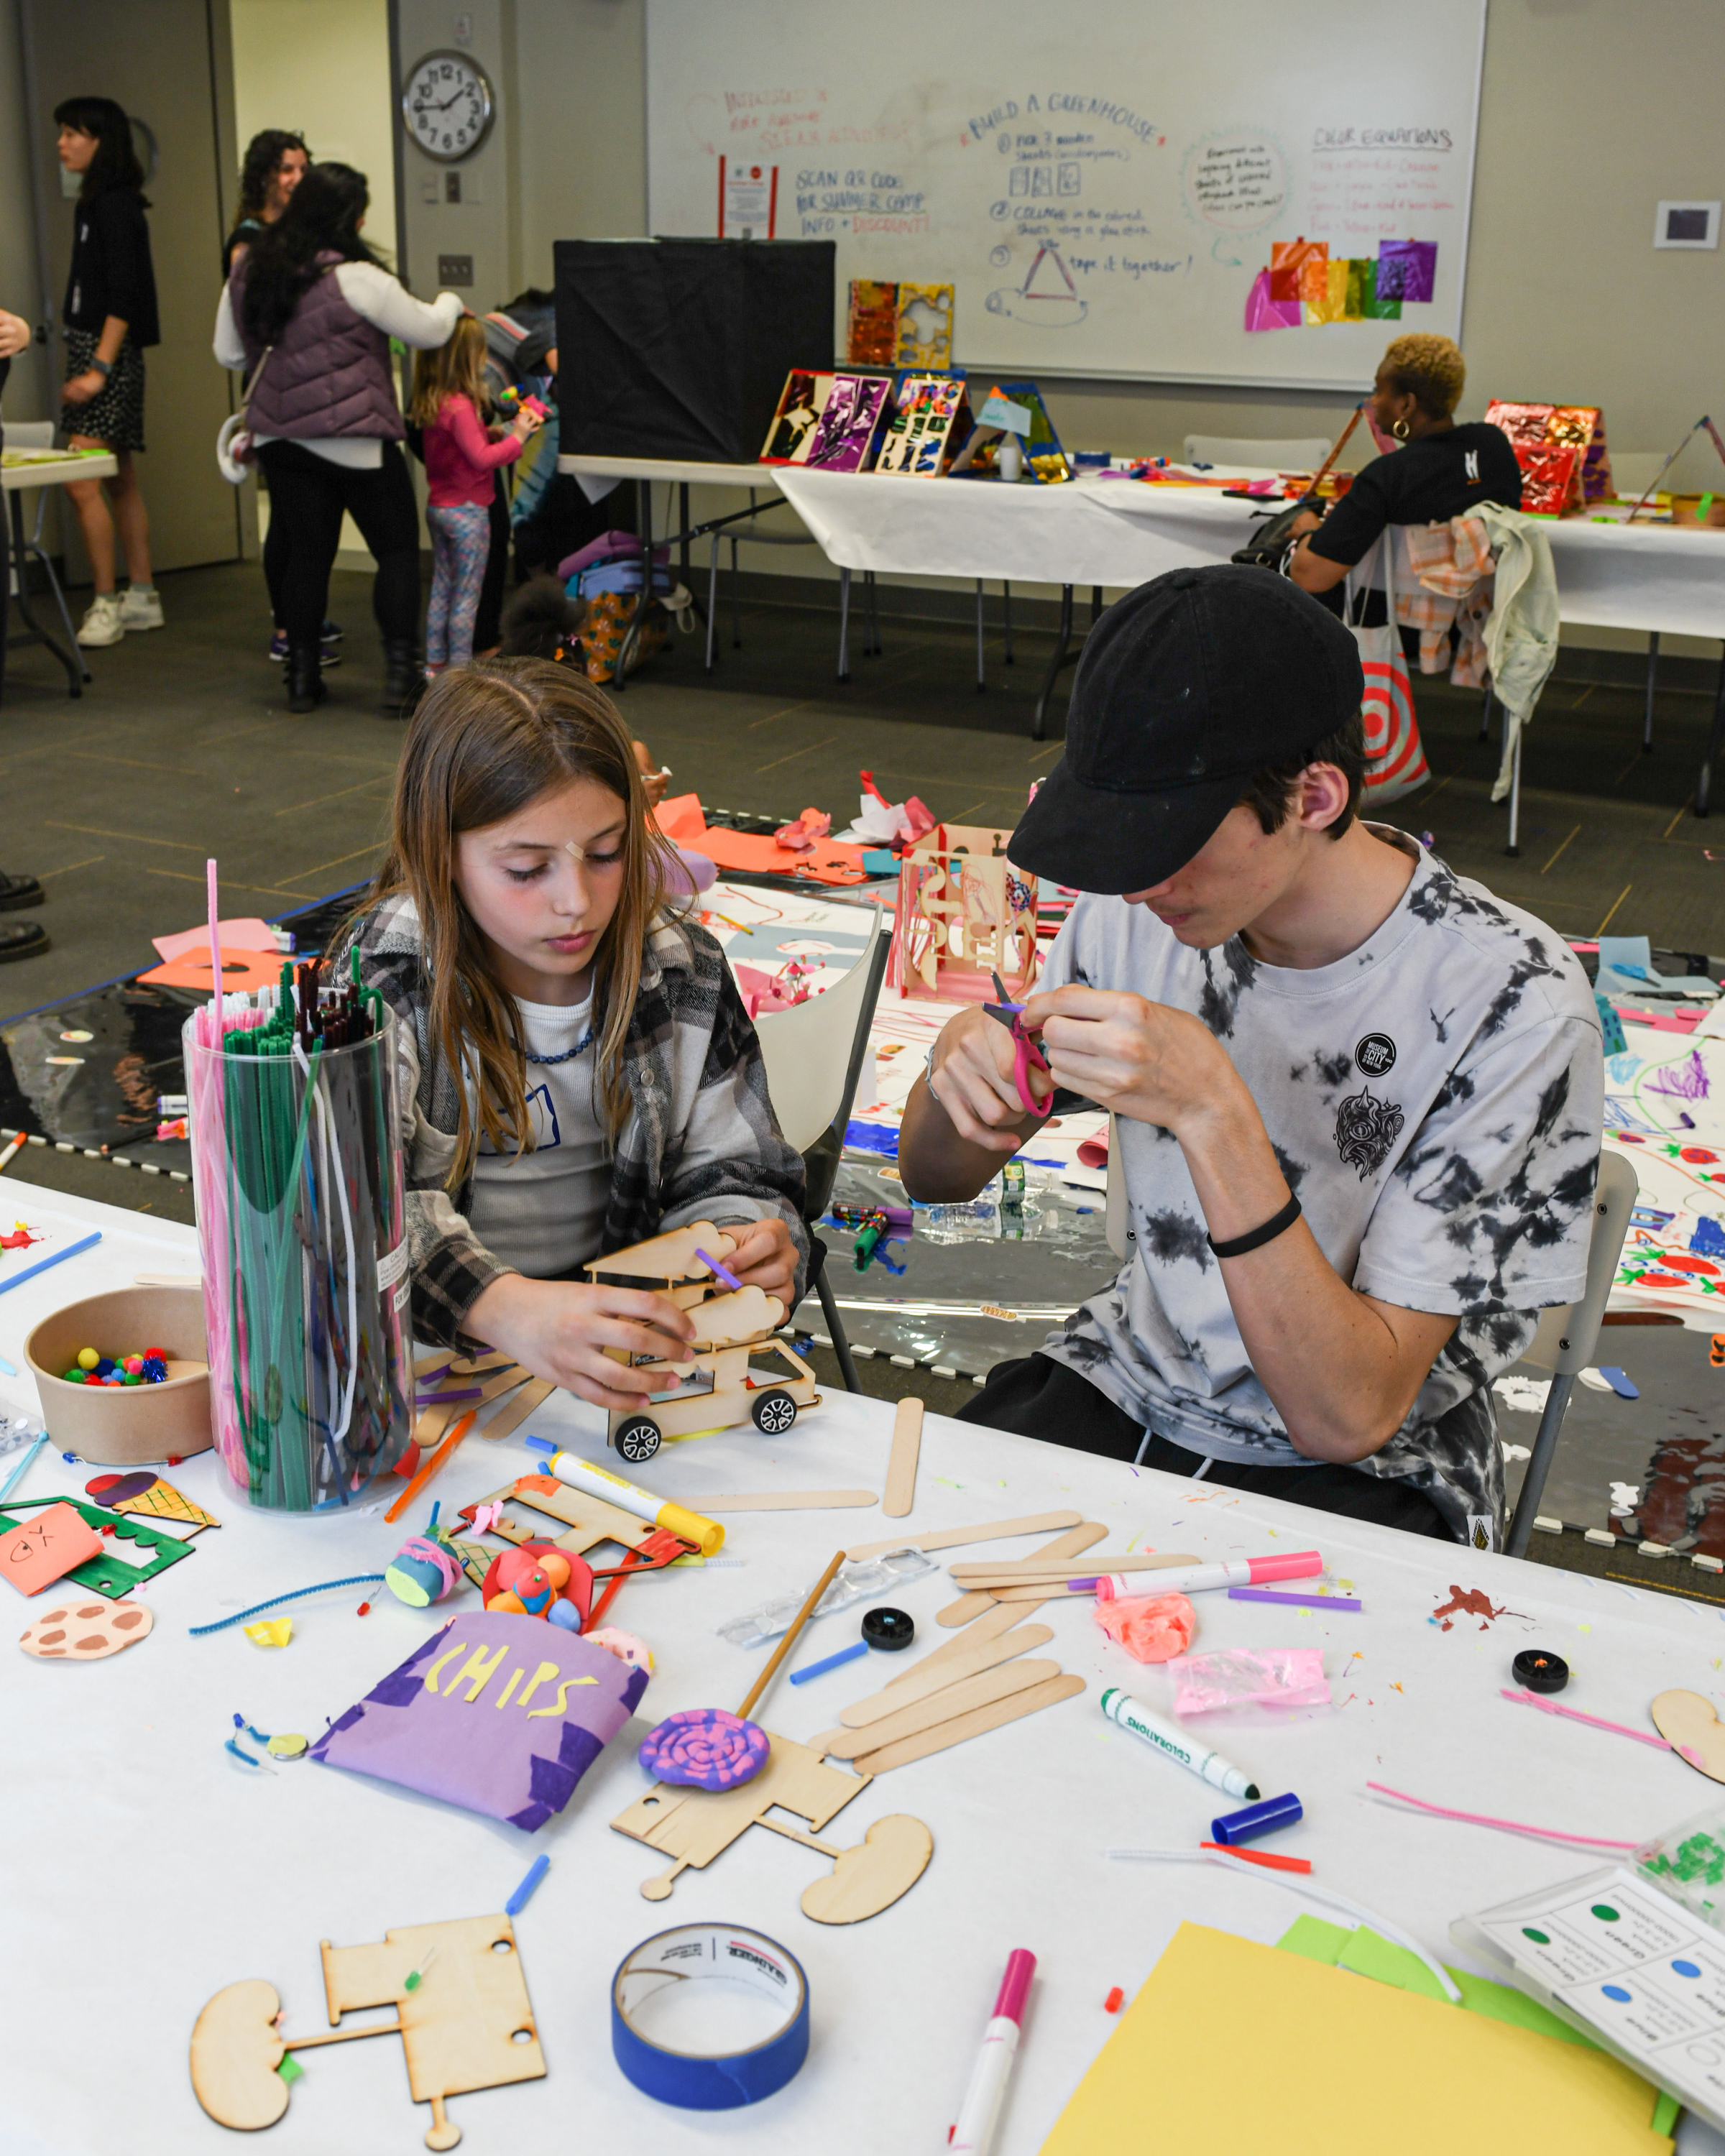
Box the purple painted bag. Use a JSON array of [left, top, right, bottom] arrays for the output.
[[310, 1611, 649, 1830]]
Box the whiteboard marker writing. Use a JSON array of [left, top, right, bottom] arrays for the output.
[[1100, 1687, 1260, 1800]]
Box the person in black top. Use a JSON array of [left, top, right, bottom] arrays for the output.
[[1289, 333, 1520, 609], [222, 129, 309, 280], [53, 95, 162, 649], [0, 303, 50, 961]]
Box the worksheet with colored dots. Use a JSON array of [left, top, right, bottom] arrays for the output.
[[1464, 1867, 1725, 2126]]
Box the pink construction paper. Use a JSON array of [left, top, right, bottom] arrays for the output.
[[310, 1610, 648, 1829], [152, 917, 275, 962], [1244, 269, 1303, 332]]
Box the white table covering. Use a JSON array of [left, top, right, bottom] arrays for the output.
[[2, 449, 119, 492], [558, 453, 784, 491], [9, 1185, 1725, 2154]]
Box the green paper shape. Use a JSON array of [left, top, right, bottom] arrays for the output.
[[275, 2055, 304, 2086], [1339, 1925, 1453, 2001], [1652, 2089, 1680, 2135], [0, 1493, 193, 1597], [1596, 991, 1629, 1056], [1276, 1915, 1352, 1965], [1449, 1968, 1598, 2050]]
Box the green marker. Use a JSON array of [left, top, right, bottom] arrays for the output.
[[1101, 1687, 1260, 1800]]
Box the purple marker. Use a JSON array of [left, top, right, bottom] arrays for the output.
[[696, 1247, 743, 1291]]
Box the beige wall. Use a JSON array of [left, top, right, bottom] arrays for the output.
[[231, 0, 396, 254], [0, 0, 54, 423]]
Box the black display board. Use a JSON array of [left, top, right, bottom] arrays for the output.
[[555, 239, 834, 464]]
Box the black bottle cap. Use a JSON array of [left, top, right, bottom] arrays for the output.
[[862, 1606, 915, 1651], [1513, 1649, 1569, 1695]]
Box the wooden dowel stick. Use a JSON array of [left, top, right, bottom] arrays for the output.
[[737, 1548, 847, 1722]]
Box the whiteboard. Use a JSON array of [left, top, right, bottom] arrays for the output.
[[645, 0, 1487, 390]]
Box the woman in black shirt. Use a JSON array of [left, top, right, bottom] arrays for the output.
[[54, 95, 162, 649], [222, 129, 309, 280], [1289, 333, 1520, 605]]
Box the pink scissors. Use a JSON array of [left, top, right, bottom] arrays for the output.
[[985, 971, 1052, 1117]]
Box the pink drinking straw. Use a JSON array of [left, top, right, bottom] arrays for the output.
[[206, 857, 222, 1029]]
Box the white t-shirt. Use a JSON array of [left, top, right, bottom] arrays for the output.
[[466, 994, 610, 1277], [1034, 828, 1604, 1539]]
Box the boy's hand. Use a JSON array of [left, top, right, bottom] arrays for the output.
[[926, 1003, 1050, 1153], [1020, 983, 1234, 1136]]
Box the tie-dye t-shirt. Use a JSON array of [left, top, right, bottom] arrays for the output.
[[1036, 829, 1603, 1543]]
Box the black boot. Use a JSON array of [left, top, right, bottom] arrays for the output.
[[286, 642, 325, 714], [381, 640, 425, 717], [0, 872, 45, 911], [0, 919, 47, 962]]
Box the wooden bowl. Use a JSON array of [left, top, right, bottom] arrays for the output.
[[25, 1286, 212, 1466]]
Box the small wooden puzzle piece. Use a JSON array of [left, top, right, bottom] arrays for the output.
[[612, 1733, 931, 1923], [464, 1475, 662, 1561], [190, 1915, 543, 2150], [1652, 1690, 1725, 1782]]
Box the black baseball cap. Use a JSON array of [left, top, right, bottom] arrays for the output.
[[1011, 565, 1364, 894]]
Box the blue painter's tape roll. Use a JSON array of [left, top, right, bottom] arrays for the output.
[[612, 1923, 809, 2109]]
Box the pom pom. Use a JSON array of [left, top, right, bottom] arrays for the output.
[[141, 1355, 167, 1383], [1094, 1590, 1195, 1664], [586, 1626, 654, 1674], [640, 1708, 768, 1790]]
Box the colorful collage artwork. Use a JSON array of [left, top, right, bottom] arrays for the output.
[[1244, 237, 1437, 333], [1602, 1012, 1725, 1319]]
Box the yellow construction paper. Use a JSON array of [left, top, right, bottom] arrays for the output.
[[244, 1619, 293, 1648], [1039, 1924, 1671, 2156]]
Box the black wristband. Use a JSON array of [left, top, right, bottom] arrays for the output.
[[1206, 1190, 1302, 1260]]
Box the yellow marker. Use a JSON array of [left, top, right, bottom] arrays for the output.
[[532, 1447, 725, 1555]]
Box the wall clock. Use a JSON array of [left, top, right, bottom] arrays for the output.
[[402, 50, 495, 162]]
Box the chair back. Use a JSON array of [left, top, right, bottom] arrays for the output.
[[753, 903, 888, 1156], [1184, 434, 1334, 471], [1103, 1115, 1129, 1261], [1519, 1148, 1638, 1378]]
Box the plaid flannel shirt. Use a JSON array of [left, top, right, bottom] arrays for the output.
[[338, 894, 809, 1348], [1398, 516, 1495, 688]]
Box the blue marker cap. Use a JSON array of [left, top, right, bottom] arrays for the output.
[[524, 1434, 556, 1455], [1210, 1791, 1303, 1846]]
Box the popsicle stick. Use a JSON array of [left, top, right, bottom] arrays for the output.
[[481, 1377, 555, 1440], [451, 1350, 515, 1376], [886, 1598, 1032, 1681], [737, 1549, 847, 1722], [678, 1491, 880, 1511], [978, 1580, 1118, 1603], [951, 1551, 1201, 1585], [816, 1660, 1063, 1759], [411, 1399, 459, 1450], [936, 1523, 1106, 1627], [851, 1673, 1087, 1774], [475, 1365, 533, 1406], [839, 1624, 1054, 1728], [883, 1396, 922, 1518], [134, 1272, 203, 1288], [845, 1509, 1082, 1564], [413, 1350, 453, 1374]]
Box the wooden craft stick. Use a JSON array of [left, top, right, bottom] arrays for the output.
[[978, 1580, 1128, 1604], [952, 1552, 1200, 1588], [451, 1350, 515, 1376], [815, 1660, 1064, 1759], [480, 1377, 555, 1441], [384, 1411, 477, 1525], [413, 1349, 453, 1374], [678, 1491, 880, 1511], [851, 1672, 1086, 1774], [737, 1549, 847, 1722], [883, 1396, 923, 1518], [474, 1366, 533, 1406], [886, 1598, 1032, 1680], [846, 1508, 1082, 1564], [412, 1399, 459, 1450], [936, 1523, 1105, 1628], [839, 1624, 1054, 1728]]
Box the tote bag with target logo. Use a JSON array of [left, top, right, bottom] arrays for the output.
[[1345, 531, 1428, 802]]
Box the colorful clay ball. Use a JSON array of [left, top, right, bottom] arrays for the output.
[[639, 1708, 770, 1791]]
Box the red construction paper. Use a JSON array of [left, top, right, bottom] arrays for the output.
[[0, 1502, 105, 1596], [653, 797, 868, 885]]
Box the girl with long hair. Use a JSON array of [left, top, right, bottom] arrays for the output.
[[214, 162, 461, 711], [337, 660, 804, 1399], [409, 315, 539, 673], [55, 95, 161, 649], [222, 129, 308, 277]]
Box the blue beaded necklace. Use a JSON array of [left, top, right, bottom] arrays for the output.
[[522, 1022, 594, 1067]]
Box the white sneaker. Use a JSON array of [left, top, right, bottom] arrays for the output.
[[76, 594, 125, 648], [119, 586, 165, 631]]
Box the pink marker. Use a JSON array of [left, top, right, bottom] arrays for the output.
[[949, 1948, 1034, 2155], [1074, 1550, 1324, 1600]]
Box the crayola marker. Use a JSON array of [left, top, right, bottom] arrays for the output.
[[1101, 1687, 1259, 1800], [523, 1439, 724, 1554]]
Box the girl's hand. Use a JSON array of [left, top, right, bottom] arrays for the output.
[[464, 1272, 697, 1413], [62, 369, 104, 407], [511, 410, 541, 440], [717, 1217, 799, 1303]]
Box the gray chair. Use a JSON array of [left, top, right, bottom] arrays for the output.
[[751, 903, 891, 1393], [1506, 1148, 1639, 1556]]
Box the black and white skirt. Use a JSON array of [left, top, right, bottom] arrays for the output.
[[59, 328, 146, 453]]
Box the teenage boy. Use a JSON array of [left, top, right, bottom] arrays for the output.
[[899, 567, 1601, 1546]]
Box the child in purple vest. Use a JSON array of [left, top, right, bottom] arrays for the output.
[[410, 318, 540, 672]]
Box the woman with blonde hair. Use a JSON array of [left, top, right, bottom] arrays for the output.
[[336, 659, 804, 1395], [1289, 332, 1521, 607], [410, 315, 539, 673]]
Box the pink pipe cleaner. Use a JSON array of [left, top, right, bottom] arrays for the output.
[[1500, 1687, 1673, 1750], [1366, 1780, 1639, 1851]]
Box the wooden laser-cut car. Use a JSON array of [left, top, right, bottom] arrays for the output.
[[582, 1222, 821, 1463]]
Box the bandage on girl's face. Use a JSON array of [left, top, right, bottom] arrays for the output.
[[454, 776, 630, 1004]]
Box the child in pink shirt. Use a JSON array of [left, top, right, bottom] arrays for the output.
[[409, 316, 540, 668]]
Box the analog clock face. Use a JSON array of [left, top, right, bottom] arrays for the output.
[[403, 51, 494, 162]]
